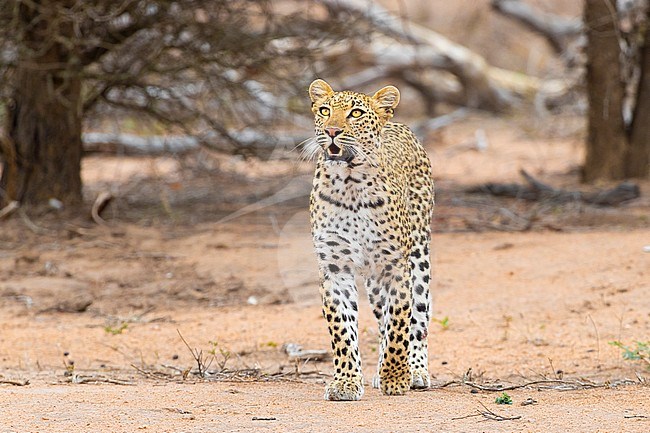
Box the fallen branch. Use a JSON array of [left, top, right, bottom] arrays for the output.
[[462, 378, 604, 392], [467, 169, 640, 206], [0, 378, 30, 386], [431, 376, 636, 392], [583, 182, 642, 206], [411, 108, 469, 140], [491, 0, 582, 53], [318, 0, 573, 111], [83, 132, 199, 155], [82, 130, 307, 158], [283, 343, 330, 361]]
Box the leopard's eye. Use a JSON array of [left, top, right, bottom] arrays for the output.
[[349, 109, 364, 118], [319, 107, 330, 117]]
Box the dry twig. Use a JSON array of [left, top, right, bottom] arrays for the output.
[[18, 209, 53, 234], [452, 401, 521, 422], [177, 329, 213, 378], [91, 191, 113, 225], [0, 201, 19, 219], [70, 374, 134, 385]]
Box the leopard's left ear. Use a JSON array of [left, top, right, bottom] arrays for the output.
[[372, 85, 400, 119]]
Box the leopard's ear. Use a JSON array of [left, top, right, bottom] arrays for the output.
[[372, 85, 400, 119], [309, 79, 334, 103]]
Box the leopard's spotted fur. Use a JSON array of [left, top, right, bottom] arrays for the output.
[[306, 79, 434, 400]]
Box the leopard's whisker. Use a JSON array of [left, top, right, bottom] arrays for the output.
[[298, 136, 322, 162], [292, 136, 315, 152]]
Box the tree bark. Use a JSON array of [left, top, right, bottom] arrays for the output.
[[0, 1, 83, 207], [626, 7, 650, 178], [583, 0, 628, 182]]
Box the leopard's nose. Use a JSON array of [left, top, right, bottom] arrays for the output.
[[325, 127, 342, 138]]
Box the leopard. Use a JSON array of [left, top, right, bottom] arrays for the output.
[[305, 79, 434, 401]]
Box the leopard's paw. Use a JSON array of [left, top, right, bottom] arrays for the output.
[[411, 368, 431, 389], [324, 377, 364, 401]]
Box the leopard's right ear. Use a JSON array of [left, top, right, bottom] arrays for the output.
[[309, 79, 334, 103]]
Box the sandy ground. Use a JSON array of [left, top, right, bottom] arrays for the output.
[[1, 114, 649, 432]]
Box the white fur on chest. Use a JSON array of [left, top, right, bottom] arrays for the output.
[[312, 194, 384, 274], [312, 162, 391, 273]]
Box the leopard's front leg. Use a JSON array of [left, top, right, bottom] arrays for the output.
[[319, 266, 363, 401], [368, 257, 412, 396]]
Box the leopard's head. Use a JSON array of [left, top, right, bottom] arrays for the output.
[[304, 79, 400, 166]]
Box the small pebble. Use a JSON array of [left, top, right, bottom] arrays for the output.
[[643, 245, 650, 253]]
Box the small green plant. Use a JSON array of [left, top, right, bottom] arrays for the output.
[[434, 316, 450, 330], [104, 323, 128, 335], [495, 392, 513, 405], [208, 340, 232, 372], [609, 341, 650, 367]]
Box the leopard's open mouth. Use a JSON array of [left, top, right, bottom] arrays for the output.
[[324, 142, 353, 163], [327, 142, 342, 157]]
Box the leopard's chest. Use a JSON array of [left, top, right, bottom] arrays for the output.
[[311, 166, 396, 272]]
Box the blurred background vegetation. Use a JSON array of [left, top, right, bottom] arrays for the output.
[[0, 0, 648, 218]]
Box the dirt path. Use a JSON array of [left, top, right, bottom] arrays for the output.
[[1, 225, 649, 432], [1, 115, 649, 432], [3, 381, 649, 432]]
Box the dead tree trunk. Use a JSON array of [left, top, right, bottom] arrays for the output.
[[0, 1, 83, 207], [626, 6, 650, 178], [583, 0, 628, 181]]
